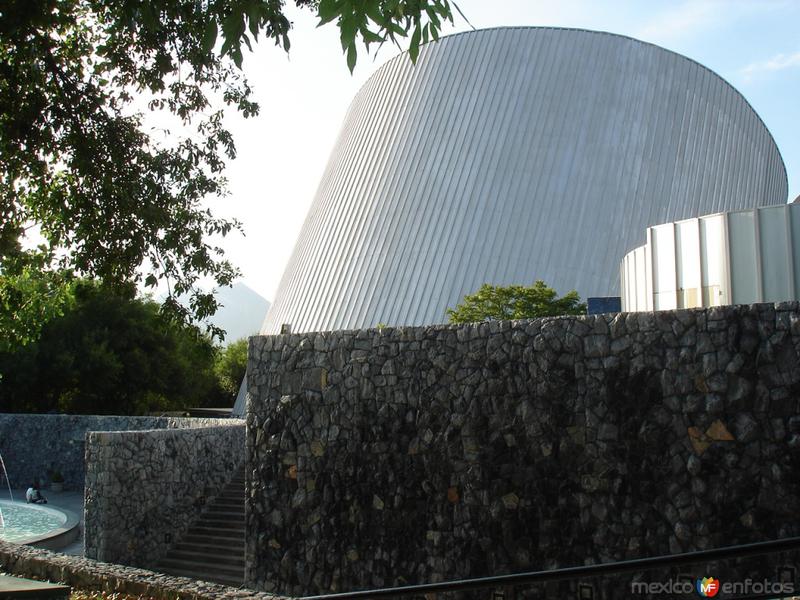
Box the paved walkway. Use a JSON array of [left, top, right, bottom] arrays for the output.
[[0, 574, 71, 598], [0, 487, 85, 556]]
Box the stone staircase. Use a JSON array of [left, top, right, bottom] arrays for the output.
[[155, 470, 245, 587]]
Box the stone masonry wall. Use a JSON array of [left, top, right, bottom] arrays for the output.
[[245, 303, 800, 596], [84, 422, 244, 567], [0, 414, 237, 491], [0, 540, 283, 600]]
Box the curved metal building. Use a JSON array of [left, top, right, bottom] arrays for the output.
[[262, 27, 787, 334], [622, 204, 800, 312]]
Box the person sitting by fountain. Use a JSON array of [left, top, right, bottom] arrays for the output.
[[25, 482, 47, 504]]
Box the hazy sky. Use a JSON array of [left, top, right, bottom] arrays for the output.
[[215, 0, 800, 302]]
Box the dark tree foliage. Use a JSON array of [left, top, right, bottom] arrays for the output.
[[0, 281, 222, 414], [214, 336, 247, 399], [447, 281, 587, 323], [0, 0, 457, 347]]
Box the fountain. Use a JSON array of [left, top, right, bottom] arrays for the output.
[[0, 450, 12, 529], [0, 451, 12, 500], [0, 451, 78, 548]]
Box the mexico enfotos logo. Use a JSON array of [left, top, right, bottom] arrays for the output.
[[631, 577, 794, 596]]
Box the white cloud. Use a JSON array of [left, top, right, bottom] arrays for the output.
[[637, 1, 719, 42], [740, 51, 800, 80], [636, 0, 789, 45]]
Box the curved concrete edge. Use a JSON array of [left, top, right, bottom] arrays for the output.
[[0, 501, 80, 551], [26, 506, 80, 551]]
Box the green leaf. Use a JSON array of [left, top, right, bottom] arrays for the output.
[[408, 22, 421, 63], [246, 1, 263, 38], [340, 13, 359, 52], [318, 0, 343, 26], [232, 46, 243, 69], [202, 20, 218, 54], [364, 0, 383, 25], [387, 21, 405, 37], [360, 28, 384, 45], [431, 22, 440, 42], [346, 43, 357, 73], [219, 37, 233, 59], [426, 7, 441, 29]]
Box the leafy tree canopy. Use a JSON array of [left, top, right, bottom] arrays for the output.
[[0, 280, 224, 414], [0, 253, 76, 352], [214, 336, 248, 398], [447, 281, 587, 323], [0, 0, 458, 346]]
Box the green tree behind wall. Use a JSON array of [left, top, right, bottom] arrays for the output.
[[0, 281, 224, 414], [447, 281, 586, 323], [214, 337, 248, 399]]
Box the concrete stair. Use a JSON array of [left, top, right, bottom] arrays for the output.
[[155, 471, 245, 587]]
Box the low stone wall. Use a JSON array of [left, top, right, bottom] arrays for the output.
[[245, 303, 800, 596], [0, 414, 236, 491], [0, 540, 282, 600], [84, 421, 244, 567]]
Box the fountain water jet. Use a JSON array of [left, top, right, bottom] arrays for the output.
[[0, 450, 12, 529]]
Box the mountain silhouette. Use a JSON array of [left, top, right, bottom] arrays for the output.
[[210, 282, 270, 344]]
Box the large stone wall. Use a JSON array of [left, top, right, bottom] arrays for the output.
[[245, 303, 800, 596], [0, 414, 237, 491], [84, 422, 244, 567]]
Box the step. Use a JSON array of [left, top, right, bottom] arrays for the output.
[[154, 472, 247, 586], [182, 533, 245, 547], [199, 509, 245, 519], [174, 540, 246, 555], [189, 526, 245, 539], [205, 504, 245, 518], [197, 512, 244, 522], [204, 507, 245, 517], [191, 516, 245, 535], [195, 518, 245, 530], [203, 512, 244, 521], [165, 548, 244, 568], [212, 496, 244, 505], [210, 504, 244, 512], [216, 492, 245, 500], [205, 508, 244, 518], [197, 511, 245, 521]]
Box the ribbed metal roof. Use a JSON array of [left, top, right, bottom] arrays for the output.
[[261, 26, 787, 334]]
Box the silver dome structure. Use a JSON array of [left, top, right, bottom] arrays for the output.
[[261, 26, 787, 335]]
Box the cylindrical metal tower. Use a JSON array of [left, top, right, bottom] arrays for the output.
[[261, 27, 787, 334]]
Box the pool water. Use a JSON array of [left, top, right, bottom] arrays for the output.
[[0, 501, 66, 543]]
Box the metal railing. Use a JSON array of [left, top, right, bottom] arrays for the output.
[[299, 536, 800, 600]]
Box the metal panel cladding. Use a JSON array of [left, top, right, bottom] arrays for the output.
[[261, 27, 787, 334], [622, 205, 800, 312]]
